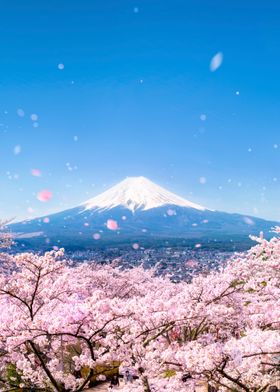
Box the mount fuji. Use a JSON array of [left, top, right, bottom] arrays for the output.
[[10, 176, 278, 250], [83, 176, 207, 212]]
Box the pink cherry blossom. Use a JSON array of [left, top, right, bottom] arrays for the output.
[[106, 219, 118, 230], [0, 229, 278, 391], [37, 189, 52, 202], [31, 168, 42, 177]]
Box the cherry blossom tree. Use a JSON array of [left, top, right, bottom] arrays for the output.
[[0, 250, 134, 391], [0, 230, 279, 391], [118, 231, 280, 391], [0, 220, 13, 249]]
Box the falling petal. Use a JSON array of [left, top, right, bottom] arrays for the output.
[[30, 113, 39, 121], [17, 108, 25, 117], [243, 217, 255, 225], [210, 52, 223, 72], [167, 209, 176, 216], [199, 176, 207, 184], [31, 169, 42, 177], [14, 145, 21, 155], [37, 190, 53, 202], [106, 219, 118, 231]]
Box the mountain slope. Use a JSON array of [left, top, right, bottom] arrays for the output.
[[82, 176, 207, 212], [9, 177, 279, 250]]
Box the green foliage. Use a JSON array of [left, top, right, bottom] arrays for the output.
[[163, 369, 176, 378], [81, 361, 121, 386], [230, 279, 245, 288], [6, 363, 22, 389]]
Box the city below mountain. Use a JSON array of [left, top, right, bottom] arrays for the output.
[[10, 176, 279, 250]]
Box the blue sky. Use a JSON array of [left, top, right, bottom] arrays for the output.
[[1, 0, 280, 221]]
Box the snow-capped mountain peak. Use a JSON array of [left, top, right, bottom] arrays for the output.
[[82, 176, 207, 212]]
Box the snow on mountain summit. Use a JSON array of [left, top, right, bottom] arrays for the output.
[[82, 176, 208, 212]]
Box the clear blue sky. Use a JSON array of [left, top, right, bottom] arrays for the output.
[[1, 0, 280, 222]]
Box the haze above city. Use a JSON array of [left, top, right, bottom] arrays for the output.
[[1, 0, 280, 222]]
